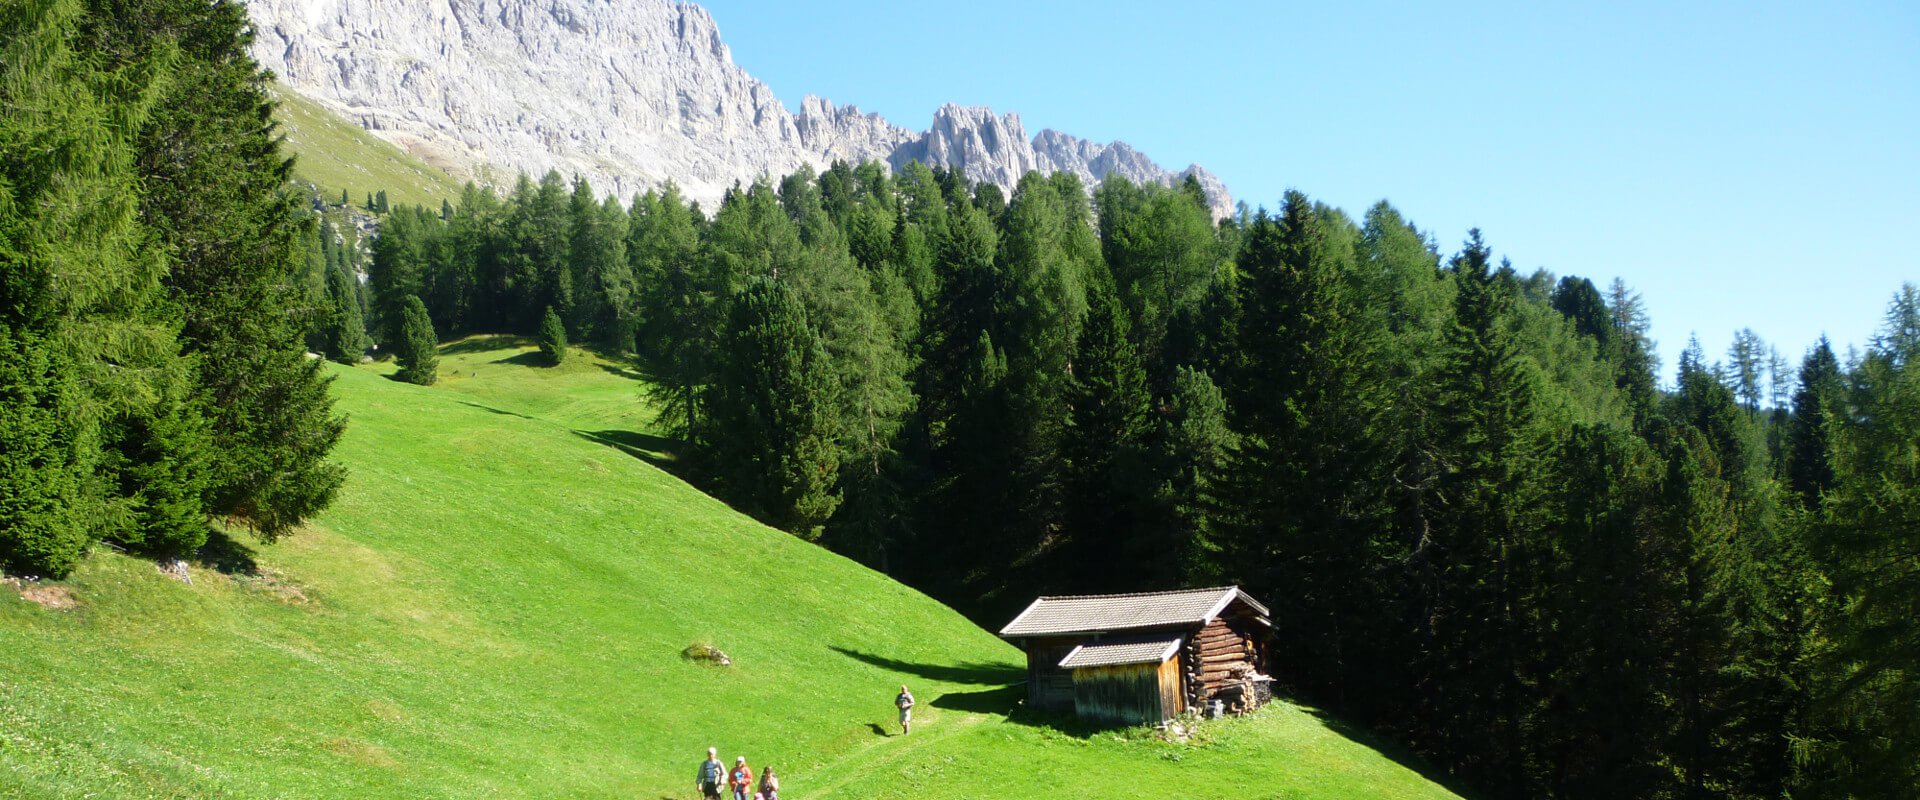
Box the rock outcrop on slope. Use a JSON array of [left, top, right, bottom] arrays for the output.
[[245, 0, 1234, 217]]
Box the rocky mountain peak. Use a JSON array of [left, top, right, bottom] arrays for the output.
[[245, 0, 1234, 216]]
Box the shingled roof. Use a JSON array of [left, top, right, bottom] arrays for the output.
[[999, 586, 1269, 638], [1057, 635, 1184, 669]]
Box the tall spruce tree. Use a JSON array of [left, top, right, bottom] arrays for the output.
[[1601, 278, 1661, 427], [395, 295, 439, 385], [322, 252, 370, 364], [434, 182, 499, 335], [1059, 270, 1154, 591], [910, 198, 1007, 591], [1785, 337, 1840, 507], [782, 197, 916, 574], [502, 171, 573, 330], [1658, 340, 1810, 799], [1209, 193, 1397, 709], [566, 177, 629, 344], [1423, 230, 1545, 795], [538, 305, 567, 367], [368, 206, 431, 347]]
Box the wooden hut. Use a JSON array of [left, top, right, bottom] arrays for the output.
[[998, 587, 1274, 726]]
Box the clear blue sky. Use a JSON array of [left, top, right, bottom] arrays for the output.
[[700, 0, 1918, 383]]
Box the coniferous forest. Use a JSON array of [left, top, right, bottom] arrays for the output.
[[353, 164, 1920, 799], [5, 1, 1920, 798]]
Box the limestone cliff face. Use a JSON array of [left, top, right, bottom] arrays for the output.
[[246, 0, 1233, 216]]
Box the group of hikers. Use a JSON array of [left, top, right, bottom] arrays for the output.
[[694, 749, 778, 800], [693, 686, 915, 799]]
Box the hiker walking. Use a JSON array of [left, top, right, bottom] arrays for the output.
[[696, 747, 724, 800], [757, 766, 780, 800], [728, 756, 754, 800], [896, 684, 916, 735]]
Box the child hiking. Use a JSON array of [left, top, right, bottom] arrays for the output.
[[757, 765, 779, 800]]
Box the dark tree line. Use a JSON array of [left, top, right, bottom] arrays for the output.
[[1, 0, 343, 576]]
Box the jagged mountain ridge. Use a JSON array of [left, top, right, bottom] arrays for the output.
[[244, 0, 1234, 216]]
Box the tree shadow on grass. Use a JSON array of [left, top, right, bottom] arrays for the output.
[[930, 684, 1024, 715], [827, 646, 1024, 686], [493, 350, 556, 367], [455, 400, 536, 421], [1295, 701, 1480, 799], [572, 428, 683, 470], [827, 647, 1157, 738], [439, 335, 532, 356], [195, 529, 259, 576], [597, 361, 648, 382]]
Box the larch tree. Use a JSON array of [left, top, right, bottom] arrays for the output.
[[78, 0, 347, 540], [703, 280, 841, 538], [629, 182, 707, 436], [1808, 286, 1920, 797]]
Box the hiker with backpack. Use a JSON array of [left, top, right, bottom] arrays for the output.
[[896, 684, 916, 735], [695, 747, 724, 800], [727, 756, 754, 800]]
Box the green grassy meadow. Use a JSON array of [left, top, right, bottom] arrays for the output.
[[271, 87, 468, 209], [0, 337, 1465, 799]]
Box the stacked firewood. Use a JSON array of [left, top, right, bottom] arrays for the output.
[[1185, 624, 1258, 715], [1182, 636, 1207, 713], [1213, 664, 1259, 715]]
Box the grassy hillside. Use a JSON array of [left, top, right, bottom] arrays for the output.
[[0, 337, 1465, 800], [271, 86, 468, 209]]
